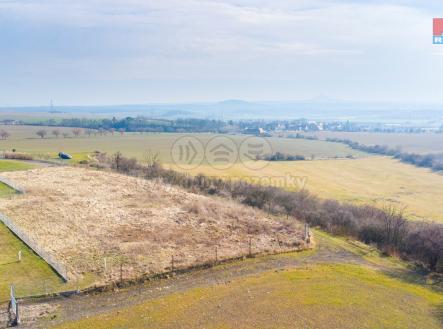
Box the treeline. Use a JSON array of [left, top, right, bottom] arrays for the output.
[[26, 117, 226, 133], [93, 152, 442, 272], [326, 138, 443, 172], [260, 152, 306, 161], [288, 133, 319, 140]]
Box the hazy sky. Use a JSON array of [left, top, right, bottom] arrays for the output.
[[1, 0, 443, 106]]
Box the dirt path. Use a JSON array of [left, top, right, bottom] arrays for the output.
[[6, 232, 376, 329]]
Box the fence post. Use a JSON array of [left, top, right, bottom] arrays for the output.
[[76, 274, 80, 293], [120, 262, 123, 284], [304, 223, 310, 244], [18, 250, 22, 262], [10, 285, 20, 325], [248, 237, 252, 257], [215, 246, 218, 265], [16, 300, 20, 325]]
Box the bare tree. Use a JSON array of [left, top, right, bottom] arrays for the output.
[[36, 129, 47, 139], [62, 132, 69, 138], [86, 129, 94, 137], [118, 128, 125, 136], [276, 192, 296, 219], [144, 150, 160, 167], [52, 129, 61, 138], [109, 128, 115, 135], [382, 205, 407, 249], [0, 130, 10, 140], [72, 128, 82, 137]]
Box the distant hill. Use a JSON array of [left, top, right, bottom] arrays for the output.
[[1, 100, 443, 124]]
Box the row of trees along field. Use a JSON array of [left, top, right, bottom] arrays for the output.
[[0, 128, 129, 140], [34, 128, 126, 139], [326, 138, 443, 172], [23, 117, 226, 133], [92, 152, 442, 273]]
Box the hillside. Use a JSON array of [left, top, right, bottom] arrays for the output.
[[0, 167, 306, 284], [177, 156, 443, 222]]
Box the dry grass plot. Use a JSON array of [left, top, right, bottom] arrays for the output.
[[0, 167, 305, 283]]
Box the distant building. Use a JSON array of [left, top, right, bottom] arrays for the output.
[[243, 127, 271, 137]]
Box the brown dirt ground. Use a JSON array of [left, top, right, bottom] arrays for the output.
[[0, 167, 305, 282]]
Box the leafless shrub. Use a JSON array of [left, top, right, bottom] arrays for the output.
[[96, 152, 443, 272], [52, 129, 61, 138], [4, 152, 33, 160], [72, 128, 82, 137], [36, 129, 47, 138], [0, 130, 10, 139]]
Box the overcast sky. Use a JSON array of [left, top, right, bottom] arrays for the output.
[[0, 0, 442, 106]]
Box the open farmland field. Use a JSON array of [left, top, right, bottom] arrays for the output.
[[173, 156, 443, 222], [25, 229, 442, 329], [304, 131, 443, 154], [0, 166, 306, 285], [0, 126, 368, 163]]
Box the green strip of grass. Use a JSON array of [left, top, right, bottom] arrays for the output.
[[54, 263, 442, 329], [0, 159, 35, 172], [0, 223, 66, 302], [0, 182, 16, 198]]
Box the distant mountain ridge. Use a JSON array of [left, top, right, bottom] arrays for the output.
[[1, 100, 442, 124]]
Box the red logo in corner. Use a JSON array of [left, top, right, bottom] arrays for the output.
[[434, 18, 443, 36], [434, 18, 443, 44]]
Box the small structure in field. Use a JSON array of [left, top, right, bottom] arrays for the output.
[[58, 152, 72, 160]]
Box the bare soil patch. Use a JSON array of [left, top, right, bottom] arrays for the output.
[[0, 167, 304, 282]]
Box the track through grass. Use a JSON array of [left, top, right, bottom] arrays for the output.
[[20, 230, 442, 329], [53, 262, 442, 329]]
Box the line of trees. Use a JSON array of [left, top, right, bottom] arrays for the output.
[[260, 152, 306, 161], [326, 138, 443, 172], [94, 152, 442, 273], [27, 117, 226, 133], [35, 128, 126, 139]]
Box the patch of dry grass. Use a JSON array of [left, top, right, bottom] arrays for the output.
[[0, 167, 305, 284]]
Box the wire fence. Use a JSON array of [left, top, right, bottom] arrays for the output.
[[0, 212, 69, 281], [0, 176, 25, 194], [9, 285, 19, 326]]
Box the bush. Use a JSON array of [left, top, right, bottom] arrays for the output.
[[4, 152, 33, 160], [97, 152, 443, 272]]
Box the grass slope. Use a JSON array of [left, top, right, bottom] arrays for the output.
[[54, 262, 442, 329], [176, 156, 443, 222], [0, 159, 35, 172], [0, 223, 66, 302], [0, 159, 68, 302], [0, 182, 16, 198]]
